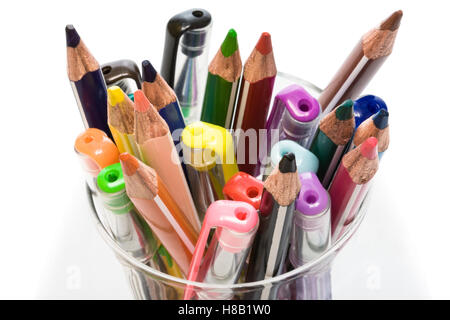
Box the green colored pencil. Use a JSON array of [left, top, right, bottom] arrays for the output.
[[200, 29, 242, 129], [309, 100, 355, 188]]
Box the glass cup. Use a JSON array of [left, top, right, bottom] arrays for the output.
[[86, 73, 370, 300]]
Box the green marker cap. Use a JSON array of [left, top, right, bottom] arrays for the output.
[[220, 29, 238, 57], [335, 99, 354, 120], [128, 93, 134, 102], [97, 163, 134, 214]]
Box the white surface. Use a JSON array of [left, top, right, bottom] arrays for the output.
[[1, 0, 449, 299]]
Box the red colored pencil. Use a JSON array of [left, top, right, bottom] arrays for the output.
[[329, 137, 379, 242], [233, 33, 276, 176]]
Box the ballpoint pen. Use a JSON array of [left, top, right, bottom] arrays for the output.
[[266, 84, 320, 149], [160, 8, 212, 123], [134, 90, 200, 231], [184, 200, 259, 300], [200, 29, 242, 129], [120, 153, 198, 276], [352, 109, 389, 158], [66, 25, 112, 139], [101, 59, 142, 98], [309, 100, 355, 188], [262, 140, 319, 180], [107, 86, 139, 156], [288, 172, 331, 300], [246, 153, 301, 299], [181, 121, 238, 220], [329, 137, 379, 242]]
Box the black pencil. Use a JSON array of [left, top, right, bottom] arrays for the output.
[[66, 25, 112, 139]]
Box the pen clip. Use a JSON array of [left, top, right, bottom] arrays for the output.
[[101, 60, 142, 94], [184, 200, 258, 300], [160, 8, 212, 87]]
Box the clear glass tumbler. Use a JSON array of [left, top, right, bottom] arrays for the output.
[[86, 73, 370, 300]]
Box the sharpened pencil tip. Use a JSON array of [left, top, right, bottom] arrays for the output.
[[221, 29, 239, 57], [255, 32, 273, 55], [360, 137, 378, 160], [335, 99, 354, 120], [278, 152, 297, 173], [133, 90, 151, 112], [65, 24, 80, 48], [107, 86, 126, 106], [380, 10, 403, 31], [142, 60, 157, 83], [119, 153, 139, 176], [372, 109, 389, 129]]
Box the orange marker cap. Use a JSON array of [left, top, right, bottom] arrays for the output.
[[74, 128, 120, 176], [223, 172, 264, 210]]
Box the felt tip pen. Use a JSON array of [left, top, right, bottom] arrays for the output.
[[184, 200, 259, 300], [181, 121, 238, 220], [353, 95, 388, 129], [223, 172, 264, 210], [74, 128, 120, 192], [288, 172, 332, 300], [266, 84, 320, 149], [101, 59, 142, 96]]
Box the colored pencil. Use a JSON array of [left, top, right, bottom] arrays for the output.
[[329, 137, 379, 242], [66, 25, 112, 139], [309, 100, 355, 188], [318, 11, 402, 115], [133, 90, 201, 232], [200, 29, 242, 128], [246, 153, 301, 299], [107, 86, 139, 156], [352, 109, 389, 158], [233, 32, 277, 176], [141, 60, 186, 140], [120, 153, 198, 276]]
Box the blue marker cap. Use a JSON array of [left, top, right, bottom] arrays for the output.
[[353, 95, 388, 128], [270, 140, 319, 174]]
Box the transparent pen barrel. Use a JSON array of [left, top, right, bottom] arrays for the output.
[[174, 27, 211, 123]]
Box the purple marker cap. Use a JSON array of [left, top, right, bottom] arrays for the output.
[[296, 172, 329, 216], [266, 84, 320, 129]]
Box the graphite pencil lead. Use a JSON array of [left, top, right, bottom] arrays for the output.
[[380, 10, 403, 31], [278, 153, 297, 173], [335, 100, 354, 120], [255, 32, 273, 55], [372, 109, 389, 129], [65, 24, 80, 48], [142, 60, 157, 83], [221, 29, 239, 57]]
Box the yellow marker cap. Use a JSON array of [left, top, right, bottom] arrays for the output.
[[181, 122, 238, 182]]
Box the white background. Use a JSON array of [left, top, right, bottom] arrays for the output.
[[1, 0, 449, 299]]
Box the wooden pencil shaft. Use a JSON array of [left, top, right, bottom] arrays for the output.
[[71, 72, 111, 139], [201, 72, 239, 128]]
